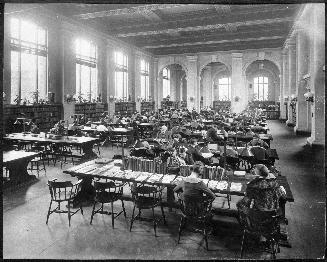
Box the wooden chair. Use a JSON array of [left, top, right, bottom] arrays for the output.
[[28, 142, 47, 177], [129, 184, 166, 236], [239, 209, 281, 259], [90, 179, 127, 228], [46, 179, 83, 226], [177, 194, 214, 250]]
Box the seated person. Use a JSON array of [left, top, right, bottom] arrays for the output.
[[166, 147, 186, 174], [248, 134, 269, 149], [187, 138, 210, 165], [206, 125, 224, 142], [29, 122, 40, 134], [173, 161, 216, 201], [245, 128, 255, 136], [178, 146, 193, 165], [156, 125, 169, 140], [236, 164, 286, 222]]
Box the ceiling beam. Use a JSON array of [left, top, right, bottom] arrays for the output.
[[143, 36, 285, 49], [116, 17, 293, 37], [74, 4, 192, 19]]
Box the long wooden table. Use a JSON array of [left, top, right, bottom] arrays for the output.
[[64, 159, 293, 207], [3, 150, 39, 185], [4, 133, 99, 160]]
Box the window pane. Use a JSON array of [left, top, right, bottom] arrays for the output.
[[90, 67, 97, 101], [38, 28, 46, 46], [76, 64, 81, 95], [10, 18, 20, 39], [80, 65, 90, 100], [115, 71, 123, 98], [219, 78, 228, 85], [10, 51, 20, 103], [38, 55, 47, 100], [20, 20, 37, 44], [21, 52, 37, 102]]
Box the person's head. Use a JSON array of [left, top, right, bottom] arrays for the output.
[[253, 164, 269, 177], [190, 138, 198, 146], [178, 147, 187, 158], [167, 147, 177, 156], [191, 161, 204, 177], [161, 125, 167, 134]]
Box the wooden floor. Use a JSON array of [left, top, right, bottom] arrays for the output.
[[3, 120, 325, 259]]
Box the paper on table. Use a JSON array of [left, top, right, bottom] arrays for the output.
[[234, 170, 246, 176], [230, 182, 243, 192], [216, 181, 228, 190], [208, 180, 219, 190], [135, 173, 150, 182], [172, 176, 184, 185], [202, 153, 213, 158], [201, 179, 209, 186], [147, 174, 164, 183], [161, 175, 176, 184]]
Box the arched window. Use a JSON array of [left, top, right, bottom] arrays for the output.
[[254, 76, 268, 101], [218, 77, 231, 101], [162, 67, 170, 98]]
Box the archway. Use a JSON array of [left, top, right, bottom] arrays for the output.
[[199, 62, 230, 110], [158, 64, 187, 109]]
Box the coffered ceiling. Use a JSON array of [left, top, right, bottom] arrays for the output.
[[41, 4, 301, 56]]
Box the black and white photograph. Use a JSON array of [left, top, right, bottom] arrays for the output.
[[1, 1, 325, 260]]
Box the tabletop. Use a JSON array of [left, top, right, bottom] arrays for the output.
[[64, 159, 293, 202], [3, 150, 39, 163], [4, 133, 99, 144]]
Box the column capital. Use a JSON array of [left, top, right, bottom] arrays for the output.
[[231, 52, 243, 58], [153, 57, 159, 63]]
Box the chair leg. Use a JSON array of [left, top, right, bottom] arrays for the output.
[[129, 205, 136, 232], [177, 217, 184, 244], [68, 201, 71, 227], [152, 207, 157, 237], [90, 201, 96, 224], [160, 205, 166, 225], [240, 230, 246, 258], [80, 203, 83, 215], [203, 222, 209, 250], [111, 201, 114, 228], [121, 200, 127, 218], [46, 200, 53, 224]]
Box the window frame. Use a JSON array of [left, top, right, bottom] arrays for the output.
[[10, 17, 48, 104], [114, 51, 128, 99], [162, 67, 170, 98], [75, 38, 98, 102], [253, 76, 268, 101], [140, 59, 149, 100], [217, 77, 231, 101]]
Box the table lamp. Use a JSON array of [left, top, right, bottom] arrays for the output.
[[14, 117, 32, 136]]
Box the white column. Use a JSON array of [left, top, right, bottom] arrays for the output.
[[286, 41, 296, 126], [186, 55, 198, 111], [279, 50, 287, 120], [231, 53, 245, 113], [307, 4, 325, 147], [294, 28, 310, 134], [152, 58, 159, 110]]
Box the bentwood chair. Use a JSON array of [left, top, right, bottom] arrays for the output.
[[90, 179, 127, 228], [177, 194, 215, 250], [129, 184, 166, 236], [46, 179, 83, 226], [239, 209, 281, 259]]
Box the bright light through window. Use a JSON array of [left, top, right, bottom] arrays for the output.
[[254, 76, 268, 101], [218, 77, 231, 101], [162, 67, 170, 98], [140, 59, 149, 100], [75, 38, 97, 102], [114, 51, 128, 99], [10, 18, 48, 104]]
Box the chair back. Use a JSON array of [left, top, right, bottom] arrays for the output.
[[179, 195, 214, 220], [47, 179, 82, 201], [241, 208, 280, 236], [131, 184, 163, 207], [250, 146, 267, 161]]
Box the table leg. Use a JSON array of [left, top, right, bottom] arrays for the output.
[[166, 187, 175, 212], [80, 142, 98, 161], [5, 159, 36, 186], [73, 177, 95, 207]]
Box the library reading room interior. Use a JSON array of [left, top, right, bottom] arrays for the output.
[[2, 3, 325, 260]]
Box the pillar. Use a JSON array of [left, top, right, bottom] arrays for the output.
[[106, 41, 115, 117], [231, 53, 246, 114], [307, 4, 325, 147], [286, 41, 296, 126], [186, 55, 198, 111], [153, 58, 159, 110], [280, 49, 289, 120], [294, 27, 310, 134], [61, 29, 76, 123]]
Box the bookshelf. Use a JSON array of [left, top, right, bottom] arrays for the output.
[[115, 102, 136, 116], [74, 103, 107, 121], [3, 104, 63, 133], [140, 101, 155, 114]]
